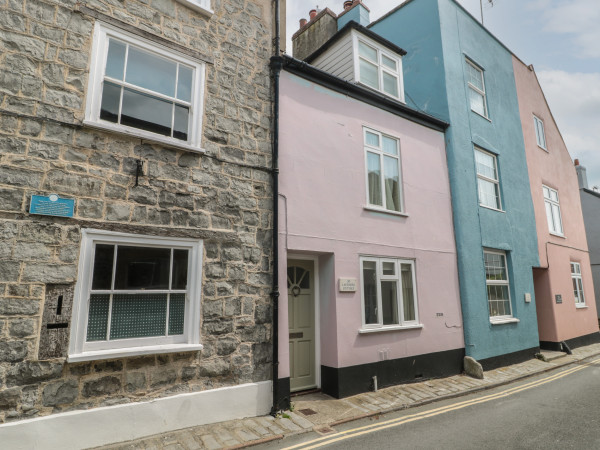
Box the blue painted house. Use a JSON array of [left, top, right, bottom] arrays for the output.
[[367, 0, 541, 367]]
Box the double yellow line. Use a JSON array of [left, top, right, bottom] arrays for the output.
[[284, 358, 599, 449]]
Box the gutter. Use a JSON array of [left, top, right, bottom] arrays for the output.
[[269, 0, 283, 416]]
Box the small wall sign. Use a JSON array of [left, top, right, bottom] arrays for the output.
[[555, 294, 562, 304], [339, 278, 357, 292], [30, 194, 75, 218]]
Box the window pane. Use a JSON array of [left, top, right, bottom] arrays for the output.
[[177, 65, 193, 102], [173, 105, 189, 141], [121, 88, 173, 137], [92, 244, 115, 290], [110, 293, 167, 339], [358, 41, 377, 61], [383, 71, 399, 97], [382, 262, 395, 276], [384, 155, 401, 211], [380, 280, 399, 325], [381, 54, 396, 71], [485, 252, 507, 281], [363, 261, 378, 325], [168, 293, 185, 335], [478, 178, 499, 209], [172, 249, 189, 289], [543, 186, 550, 199], [359, 59, 379, 89], [577, 278, 585, 303], [126, 47, 177, 97], [114, 246, 171, 290], [488, 285, 510, 317], [99, 81, 121, 123], [401, 263, 415, 321], [475, 150, 496, 180], [365, 131, 379, 147], [382, 136, 398, 155], [105, 39, 126, 80], [551, 203, 563, 234], [467, 63, 483, 91], [469, 89, 485, 116], [86, 294, 110, 341], [367, 152, 382, 206], [545, 201, 555, 232]]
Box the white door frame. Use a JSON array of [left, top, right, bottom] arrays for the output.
[[287, 254, 321, 389]]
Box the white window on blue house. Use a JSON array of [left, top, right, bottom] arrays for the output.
[[68, 230, 203, 362], [475, 147, 502, 210], [465, 58, 488, 118], [84, 23, 206, 152], [484, 250, 513, 319]]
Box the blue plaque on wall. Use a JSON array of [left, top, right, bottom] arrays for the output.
[[30, 194, 75, 218]]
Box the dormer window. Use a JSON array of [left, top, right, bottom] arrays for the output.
[[356, 38, 404, 101]]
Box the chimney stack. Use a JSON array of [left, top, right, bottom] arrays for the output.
[[292, 7, 338, 60], [299, 18, 307, 28], [575, 159, 589, 189]]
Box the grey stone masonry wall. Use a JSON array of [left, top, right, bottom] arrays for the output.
[[0, 0, 274, 423]]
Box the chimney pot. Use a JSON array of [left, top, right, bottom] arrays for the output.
[[299, 18, 307, 28], [575, 159, 580, 166], [309, 9, 317, 20], [344, 0, 353, 9]]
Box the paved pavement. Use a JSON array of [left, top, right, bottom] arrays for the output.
[[98, 343, 600, 450]]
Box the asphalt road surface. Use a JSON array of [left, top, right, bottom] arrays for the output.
[[261, 357, 600, 450]]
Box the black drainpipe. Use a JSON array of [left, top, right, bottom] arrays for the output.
[[270, 0, 282, 416]]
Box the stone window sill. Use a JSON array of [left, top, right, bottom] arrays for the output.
[[68, 344, 204, 363], [363, 206, 409, 217], [359, 324, 423, 334], [175, 0, 213, 16], [490, 317, 520, 325], [83, 120, 206, 154], [576, 305, 588, 309]]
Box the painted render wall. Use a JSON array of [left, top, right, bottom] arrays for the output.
[[277, 71, 464, 377], [372, 0, 541, 362], [512, 58, 599, 343], [579, 189, 600, 320]]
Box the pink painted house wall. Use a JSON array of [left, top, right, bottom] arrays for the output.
[[277, 70, 464, 392], [513, 57, 600, 345]]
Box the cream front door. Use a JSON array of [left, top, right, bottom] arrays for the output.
[[287, 260, 316, 392]]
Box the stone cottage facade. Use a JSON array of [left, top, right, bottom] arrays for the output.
[[0, 0, 277, 447]]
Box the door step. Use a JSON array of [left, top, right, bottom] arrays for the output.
[[537, 350, 568, 362]]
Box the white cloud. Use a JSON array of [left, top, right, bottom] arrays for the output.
[[537, 70, 600, 186], [536, 0, 600, 58]]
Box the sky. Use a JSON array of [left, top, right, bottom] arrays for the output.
[[285, 0, 600, 188]]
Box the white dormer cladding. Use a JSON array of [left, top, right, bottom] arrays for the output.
[[311, 29, 405, 102]]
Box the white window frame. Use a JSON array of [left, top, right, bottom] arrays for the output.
[[533, 115, 547, 150], [475, 147, 502, 211], [352, 32, 405, 102], [363, 127, 404, 213], [543, 185, 564, 236], [68, 229, 203, 362], [571, 262, 586, 307], [465, 58, 488, 118], [359, 256, 420, 332], [484, 249, 514, 322], [175, 0, 213, 16], [84, 22, 206, 153]]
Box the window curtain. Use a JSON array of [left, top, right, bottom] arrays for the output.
[[401, 264, 415, 321]]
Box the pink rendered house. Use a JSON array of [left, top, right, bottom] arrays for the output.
[[276, 29, 465, 400], [513, 57, 600, 351]]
